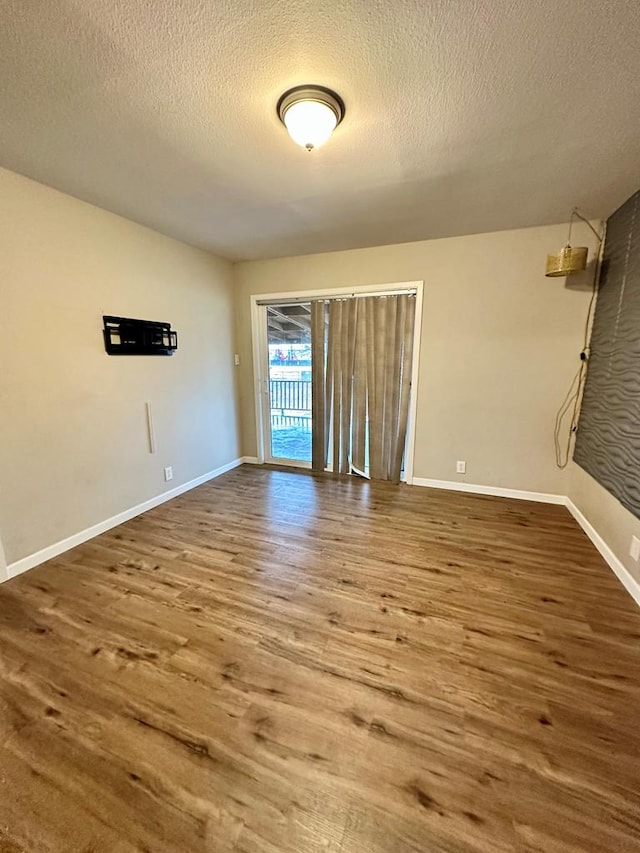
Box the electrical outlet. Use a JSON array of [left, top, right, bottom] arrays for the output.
[[456, 460, 466, 474], [630, 535, 640, 562], [164, 466, 173, 482], [234, 353, 240, 366]]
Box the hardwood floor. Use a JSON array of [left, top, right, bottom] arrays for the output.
[[1, 465, 639, 853]]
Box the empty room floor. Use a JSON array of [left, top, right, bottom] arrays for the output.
[[0, 465, 639, 853]]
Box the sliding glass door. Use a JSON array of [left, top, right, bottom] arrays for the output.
[[254, 283, 422, 481], [263, 303, 313, 466]]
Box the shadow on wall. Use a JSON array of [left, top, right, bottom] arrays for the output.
[[564, 257, 600, 293]]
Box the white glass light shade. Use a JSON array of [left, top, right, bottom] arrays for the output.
[[277, 86, 345, 152], [282, 99, 337, 151]]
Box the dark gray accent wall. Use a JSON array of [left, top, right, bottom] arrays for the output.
[[574, 190, 640, 518]]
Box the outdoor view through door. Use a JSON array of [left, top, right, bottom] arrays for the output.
[[267, 304, 312, 463], [262, 291, 417, 481]]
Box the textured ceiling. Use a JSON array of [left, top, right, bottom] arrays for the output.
[[2, 0, 640, 260]]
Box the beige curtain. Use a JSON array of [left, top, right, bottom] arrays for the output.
[[311, 301, 327, 471], [311, 294, 416, 483]]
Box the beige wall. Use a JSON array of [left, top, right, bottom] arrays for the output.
[[569, 463, 640, 587], [234, 222, 600, 495], [0, 168, 241, 565], [5, 168, 627, 594]]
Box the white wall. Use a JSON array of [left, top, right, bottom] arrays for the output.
[[234, 222, 600, 495], [0, 168, 241, 567]]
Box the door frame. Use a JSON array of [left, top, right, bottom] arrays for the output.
[[250, 280, 424, 482], [257, 300, 314, 470]]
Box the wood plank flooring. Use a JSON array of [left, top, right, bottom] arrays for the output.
[[0, 465, 639, 852]]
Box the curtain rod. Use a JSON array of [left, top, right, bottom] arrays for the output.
[[257, 289, 417, 306]]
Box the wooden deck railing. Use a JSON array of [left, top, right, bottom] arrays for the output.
[[269, 379, 312, 430]]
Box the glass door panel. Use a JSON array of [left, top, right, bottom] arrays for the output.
[[266, 304, 312, 464]]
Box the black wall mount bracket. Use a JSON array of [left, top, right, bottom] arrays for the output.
[[103, 315, 178, 356]]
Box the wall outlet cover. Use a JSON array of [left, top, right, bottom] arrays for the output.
[[164, 466, 173, 482], [630, 535, 640, 562], [456, 460, 466, 474]]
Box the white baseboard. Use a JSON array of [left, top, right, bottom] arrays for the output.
[[565, 498, 640, 607], [240, 456, 259, 464], [5, 457, 246, 581], [411, 477, 566, 505]]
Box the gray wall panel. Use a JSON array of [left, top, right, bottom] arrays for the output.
[[574, 190, 640, 517]]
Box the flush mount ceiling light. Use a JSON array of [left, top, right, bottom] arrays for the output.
[[545, 208, 603, 277], [277, 85, 345, 152]]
